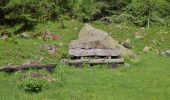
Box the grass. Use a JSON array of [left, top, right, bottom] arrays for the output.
[[0, 20, 170, 100]]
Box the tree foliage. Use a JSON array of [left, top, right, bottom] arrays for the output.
[[1, 0, 170, 30]]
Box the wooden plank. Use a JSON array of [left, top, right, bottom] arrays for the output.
[[69, 49, 122, 57], [62, 58, 124, 64], [0, 64, 56, 73]]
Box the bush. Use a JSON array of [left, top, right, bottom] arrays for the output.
[[126, 0, 170, 27], [111, 13, 133, 24], [15, 70, 53, 93], [19, 78, 48, 93]]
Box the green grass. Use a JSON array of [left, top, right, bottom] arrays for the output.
[[0, 20, 170, 100]]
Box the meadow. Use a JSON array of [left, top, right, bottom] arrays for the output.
[[0, 20, 170, 100]]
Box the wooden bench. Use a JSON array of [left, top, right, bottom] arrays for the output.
[[62, 48, 124, 66]]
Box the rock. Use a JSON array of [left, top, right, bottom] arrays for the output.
[[42, 31, 53, 41], [52, 35, 61, 41], [135, 35, 144, 39], [159, 50, 166, 56], [70, 24, 137, 59], [143, 46, 150, 53], [125, 39, 131, 43], [165, 50, 170, 56], [41, 44, 58, 55], [133, 32, 144, 39], [122, 42, 132, 49], [121, 39, 132, 49], [42, 31, 61, 41], [21, 32, 31, 39], [152, 40, 159, 45], [0, 35, 8, 40], [156, 49, 170, 57], [140, 27, 145, 30], [133, 32, 141, 36]]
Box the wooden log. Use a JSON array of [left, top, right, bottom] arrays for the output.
[[69, 49, 122, 57], [62, 58, 124, 64], [0, 64, 56, 73]]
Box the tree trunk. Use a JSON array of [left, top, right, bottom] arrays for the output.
[[0, 64, 56, 73], [147, 18, 150, 28]]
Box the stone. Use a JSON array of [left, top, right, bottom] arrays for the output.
[[143, 46, 150, 53], [165, 50, 170, 56], [140, 27, 145, 30], [52, 35, 61, 41], [41, 44, 58, 55], [133, 32, 144, 39], [121, 39, 132, 49], [42, 31, 53, 41], [69, 24, 137, 59], [0, 35, 8, 40], [133, 32, 141, 36], [156, 49, 170, 57], [135, 35, 144, 39], [159, 50, 166, 56], [152, 40, 159, 45], [21, 32, 31, 39]]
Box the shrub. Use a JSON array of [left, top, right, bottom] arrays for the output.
[[111, 13, 133, 24], [19, 78, 48, 93], [15, 70, 53, 93]]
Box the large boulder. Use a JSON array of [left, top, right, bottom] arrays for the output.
[[69, 24, 137, 59]]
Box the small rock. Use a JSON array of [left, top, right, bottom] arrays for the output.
[[140, 27, 145, 30], [121, 39, 132, 49], [0, 35, 8, 40], [133, 32, 144, 39], [165, 50, 170, 56], [159, 50, 167, 56], [143, 46, 151, 53], [42, 31, 53, 41], [21, 32, 31, 39], [125, 39, 131, 43], [41, 44, 58, 55], [52, 35, 61, 41], [133, 32, 141, 36], [135, 35, 144, 39], [156, 49, 170, 57], [152, 40, 159, 45]]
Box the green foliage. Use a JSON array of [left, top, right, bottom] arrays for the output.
[[15, 70, 51, 93], [18, 78, 48, 93], [1, 0, 170, 34], [111, 13, 133, 24], [73, 0, 96, 22], [126, 0, 170, 26]]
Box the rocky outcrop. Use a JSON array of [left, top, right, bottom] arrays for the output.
[[69, 24, 137, 59]]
